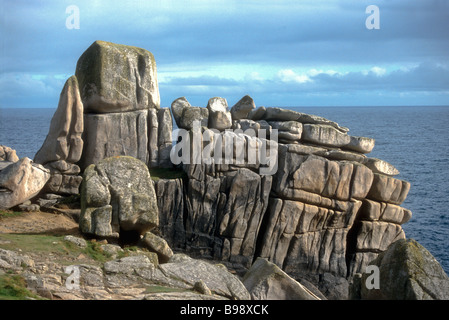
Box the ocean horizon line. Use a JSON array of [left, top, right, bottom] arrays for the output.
[[1, 105, 449, 110]]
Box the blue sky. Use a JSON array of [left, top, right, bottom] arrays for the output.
[[1, 0, 448, 108]]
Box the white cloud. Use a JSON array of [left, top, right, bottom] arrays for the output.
[[277, 69, 311, 84], [370, 67, 387, 77], [308, 69, 340, 77], [245, 72, 264, 82]]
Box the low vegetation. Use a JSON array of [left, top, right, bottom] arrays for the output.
[[0, 210, 25, 219], [0, 273, 43, 300]]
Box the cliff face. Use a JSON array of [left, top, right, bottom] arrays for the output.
[[13, 40, 418, 299], [157, 96, 412, 285]]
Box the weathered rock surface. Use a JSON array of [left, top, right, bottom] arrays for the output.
[[5, 40, 429, 300], [160, 255, 251, 300], [141, 231, 173, 263], [302, 123, 351, 148], [257, 197, 361, 277], [273, 145, 374, 203], [154, 178, 186, 249], [79, 110, 150, 170], [231, 95, 256, 120], [345, 136, 375, 154], [79, 156, 158, 238], [363, 157, 400, 176], [170, 97, 209, 130], [0, 157, 51, 209], [171, 96, 190, 128], [183, 164, 271, 268], [164, 95, 417, 299], [357, 239, 449, 300], [0, 161, 14, 172], [69, 41, 174, 170], [0, 248, 35, 270], [180, 107, 209, 130], [243, 258, 320, 300], [0, 246, 251, 300], [367, 173, 410, 205], [31, 76, 84, 195], [157, 108, 173, 168], [207, 97, 232, 131], [0, 145, 19, 162], [34, 76, 84, 166], [75, 40, 160, 113], [249, 107, 349, 133]]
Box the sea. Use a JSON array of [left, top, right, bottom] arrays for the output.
[[1, 106, 448, 275]]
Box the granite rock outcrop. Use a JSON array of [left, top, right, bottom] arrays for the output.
[[353, 239, 449, 300], [75, 41, 170, 170], [33, 76, 84, 196], [79, 156, 158, 238], [0, 157, 50, 210], [3, 41, 447, 301], [159, 94, 414, 298]]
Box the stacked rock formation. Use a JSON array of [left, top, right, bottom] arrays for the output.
[[28, 40, 173, 198], [79, 156, 159, 239], [33, 76, 84, 195], [75, 40, 171, 170], [163, 95, 412, 286], [3, 41, 420, 298]]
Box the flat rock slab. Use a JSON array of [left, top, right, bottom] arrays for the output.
[[159, 256, 250, 300]]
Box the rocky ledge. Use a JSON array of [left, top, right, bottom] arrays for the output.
[[1, 41, 448, 300]]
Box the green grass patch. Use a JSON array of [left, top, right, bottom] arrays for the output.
[[149, 167, 186, 181], [0, 234, 71, 255], [0, 273, 43, 300], [0, 233, 112, 265], [84, 241, 112, 263], [145, 285, 190, 294], [0, 210, 25, 219]]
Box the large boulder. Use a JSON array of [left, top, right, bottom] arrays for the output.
[[0, 157, 50, 209], [207, 97, 232, 131], [79, 156, 158, 238], [242, 258, 320, 300], [230, 95, 256, 121], [34, 76, 84, 165], [71, 41, 170, 170], [180, 107, 209, 130], [171, 97, 190, 128], [0, 145, 19, 162], [346, 199, 411, 276], [359, 239, 449, 300], [141, 231, 174, 263], [75, 40, 160, 113]]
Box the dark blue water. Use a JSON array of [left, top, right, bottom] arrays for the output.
[[1, 106, 448, 274]]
